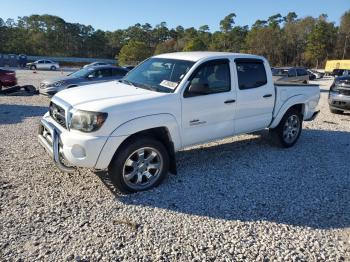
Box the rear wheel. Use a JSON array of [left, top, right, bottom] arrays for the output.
[[330, 108, 343, 114], [270, 108, 302, 148], [108, 137, 169, 193]]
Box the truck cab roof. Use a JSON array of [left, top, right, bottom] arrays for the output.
[[154, 51, 265, 62]]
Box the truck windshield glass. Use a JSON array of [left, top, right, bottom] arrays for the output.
[[123, 58, 195, 93]]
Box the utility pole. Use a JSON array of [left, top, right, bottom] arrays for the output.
[[343, 35, 348, 60]]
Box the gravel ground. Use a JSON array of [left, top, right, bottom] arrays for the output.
[[0, 69, 349, 261]]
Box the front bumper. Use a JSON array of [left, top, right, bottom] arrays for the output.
[[38, 114, 109, 172], [328, 92, 350, 111]]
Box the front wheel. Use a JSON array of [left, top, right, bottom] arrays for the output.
[[108, 137, 169, 193], [270, 108, 302, 148], [50, 66, 56, 71], [30, 65, 36, 70]]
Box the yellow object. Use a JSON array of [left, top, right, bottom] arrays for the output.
[[325, 60, 350, 72]]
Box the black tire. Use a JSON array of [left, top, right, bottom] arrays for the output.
[[30, 65, 36, 70], [50, 66, 56, 71], [108, 137, 169, 193], [330, 108, 343, 114], [269, 108, 303, 148], [0, 82, 2, 91]]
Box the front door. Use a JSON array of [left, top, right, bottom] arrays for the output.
[[181, 59, 236, 147]]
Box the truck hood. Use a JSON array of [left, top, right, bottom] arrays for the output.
[[53, 81, 163, 108]]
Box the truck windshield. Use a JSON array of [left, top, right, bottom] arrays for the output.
[[122, 58, 195, 93]]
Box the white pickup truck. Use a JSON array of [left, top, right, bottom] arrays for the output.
[[38, 52, 320, 193]]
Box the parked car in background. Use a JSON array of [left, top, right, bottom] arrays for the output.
[[38, 52, 320, 193], [39, 65, 128, 96], [307, 70, 316, 80], [328, 75, 350, 114], [83, 62, 114, 68], [272, 67, 309, 84], [0, 68, 17, 90], [308, 69, 324, 79], [27, 60, 60, 71]]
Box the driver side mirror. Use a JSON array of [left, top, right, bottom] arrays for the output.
[[187, 83, 210, 96]]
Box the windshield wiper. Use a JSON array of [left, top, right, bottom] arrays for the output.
[[118, 79, 135, 86]]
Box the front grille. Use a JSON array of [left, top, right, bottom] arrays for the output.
[[49, 102, 66, 128], [339, 89, 350, 96]]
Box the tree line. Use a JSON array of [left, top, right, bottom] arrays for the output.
[[0, 11, 349, 67]]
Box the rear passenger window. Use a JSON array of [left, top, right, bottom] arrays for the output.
[[236, 61, 267, 90], [288, 69, 297, 77], [297, 69, 307, 76]]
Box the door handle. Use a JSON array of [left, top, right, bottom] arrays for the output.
[[263, 94, 272, 98], [224, 99, 236, 104]]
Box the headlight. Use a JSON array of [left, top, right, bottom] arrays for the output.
[[70, 110, 108, 132], [53, 80, 65, 87], [47, 81, 65, 87], [330, 81, 339, 93]]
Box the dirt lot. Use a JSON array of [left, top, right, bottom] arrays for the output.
[[0, 69, 349, 261]]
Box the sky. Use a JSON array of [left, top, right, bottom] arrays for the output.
[[0, 0, 349, 31]]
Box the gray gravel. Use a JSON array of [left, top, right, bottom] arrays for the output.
[[0, 69, 349, 261]]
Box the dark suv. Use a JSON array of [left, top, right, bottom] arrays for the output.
[[328, 75, 350, 114]]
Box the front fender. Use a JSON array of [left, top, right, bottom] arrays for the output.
[[95, 113, 181, 169], [269, 95, 307, 128]]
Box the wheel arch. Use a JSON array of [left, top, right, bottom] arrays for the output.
[[270, 95, 307, 128], [95, 114, 181, 173]]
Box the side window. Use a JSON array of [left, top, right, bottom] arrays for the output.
[[94, 69, 112, 78], [38, 60, 45, 64], [112, 68, 127, 77], [297, 69, 307, 76], [288, 69, 297, 77], [236, 61, 267, 90], [186, 60, 231, 96]]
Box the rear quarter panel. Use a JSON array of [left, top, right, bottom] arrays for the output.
[[270, 84, 320, 128]]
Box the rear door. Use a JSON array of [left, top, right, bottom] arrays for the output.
[[181, 59, 237, 146], [234, 58, 275, 134], [287, 68, 298, 82], [296, 68, 308, 83]]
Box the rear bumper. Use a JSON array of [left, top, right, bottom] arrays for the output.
[[304, 110, 320, 121], [328, 93, 350, 111], [1, 78, 17, 87]]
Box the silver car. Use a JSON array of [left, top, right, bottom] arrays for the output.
[[27, 60, 60, 71], [328, 75, 350, 114], [272, 67, 309, 84], [39, 65, 128, 96]]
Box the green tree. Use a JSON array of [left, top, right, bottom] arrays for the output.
[[118, 40, 152, 65], [220, 13, 236, 33], [183, 38, 206, 51], [305, 17, 337, 67]]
